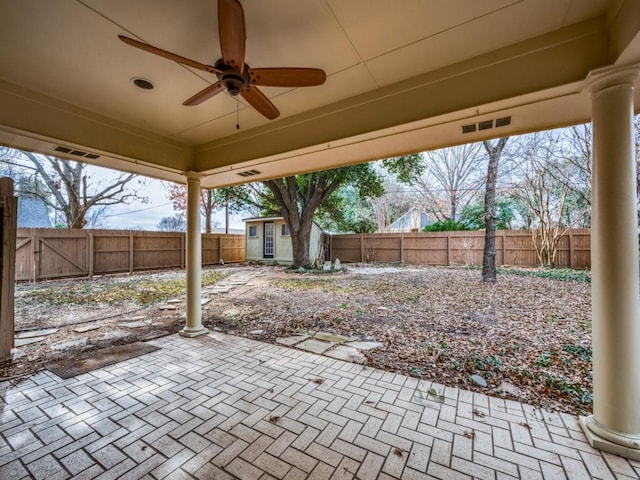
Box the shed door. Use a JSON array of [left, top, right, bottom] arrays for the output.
[[263, 222, 274, 258]]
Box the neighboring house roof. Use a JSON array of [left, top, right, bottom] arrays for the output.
[[17, 197, 52, 228], [387, 207, 431, 232]]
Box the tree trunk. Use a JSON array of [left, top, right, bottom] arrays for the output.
[[482, 138, 508, 282], [204, 190, 213, 233], [290, 220, 313, 268], [224, 201, 229, 234]]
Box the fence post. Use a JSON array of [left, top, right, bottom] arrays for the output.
[[88, 232, 94, 277], [400, 234, 404, 264], [180, 234, 185, 269], [360, 234, 364, 263], [501, 232, 506, 266], [32, 230, 38, 282], [219, 235, 223, 264], [446, 235, 451, 266], [129, 230, 134, 274], [329, 234, 333, 262], [568, 232, 573, 268], [0, 178, 16, 361]]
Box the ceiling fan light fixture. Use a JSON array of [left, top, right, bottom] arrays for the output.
[[222, 74, 245, 96]]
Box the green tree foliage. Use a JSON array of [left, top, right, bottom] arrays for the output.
[[459, 197, 516, 230], [315, 184, 377, 233]]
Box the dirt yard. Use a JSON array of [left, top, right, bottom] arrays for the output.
[[4, 264, 592, 414]]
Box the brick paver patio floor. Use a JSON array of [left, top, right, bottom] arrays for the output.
[[1, 332, 639, 479]]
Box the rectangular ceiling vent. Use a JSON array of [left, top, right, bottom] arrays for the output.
[[53, 145, 101, 160], [495, 116, 511, 128], [237, 169, 261, 177], [461, 116, 512, 134]]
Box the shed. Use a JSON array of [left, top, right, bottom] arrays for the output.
[[243, 216, 323, 265]]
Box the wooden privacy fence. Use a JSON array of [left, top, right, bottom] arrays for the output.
[[16, 228, 245, 282], [328, 229, 591, 269]]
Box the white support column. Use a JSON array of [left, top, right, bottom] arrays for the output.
[[580, 64, 640, 459], [179, 172, 208, 338]]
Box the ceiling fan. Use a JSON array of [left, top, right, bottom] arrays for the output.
[[119, 0, 326, 120]]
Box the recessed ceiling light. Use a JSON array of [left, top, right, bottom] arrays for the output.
[[132, 78, 154, 90]]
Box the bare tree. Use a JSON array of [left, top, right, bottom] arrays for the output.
[[481, 137, 509, 282], [418, 143, 487, 221], [368, 175, 413, 232], [385, 145, 487, 222], [514, 131, 588, 267], [5, 149, 146, 228], [157, 214, 187, 231]]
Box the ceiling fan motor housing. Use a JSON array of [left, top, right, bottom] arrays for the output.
[[215, 59, 249, 96]]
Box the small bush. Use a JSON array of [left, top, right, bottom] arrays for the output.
[[423, 219, 469, 232]]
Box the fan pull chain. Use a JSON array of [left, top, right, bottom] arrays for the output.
[[236, 96, 240, 130]]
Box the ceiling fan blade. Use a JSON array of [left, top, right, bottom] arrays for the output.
[[218, 0, 246, 73], [249, 68, 327, 87], [118, 35, 221, 74], [240, 86, 279, 120], [183, 82, 226, 106]]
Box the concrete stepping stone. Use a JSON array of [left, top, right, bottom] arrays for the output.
[[100, 330, 130, 341], [314, 332, 350, 343], [15, 337, 47, 347], [118, 320, 151, 329], [346, 341, 383, 351], [276, 334, 310, 346], [325, 345, 366, 363], [11, 348, 25, 359], [296, 339, 334, 354], [210, 287, 233, 294], [167, 298, 182, 304], [73, 325, 101, 333], [158, 304, 177, 310], [51, 337, 88, 351], [201, 298, 211, 306], [16, 328, 58, 339], [122, 316, 146, 322]]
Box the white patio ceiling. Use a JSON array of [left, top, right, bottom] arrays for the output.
[[0, 0, 638, 188]]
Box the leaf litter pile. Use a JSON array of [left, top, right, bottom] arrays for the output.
[[6, 264, 592, 415], [209, 265, 592, 414]]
